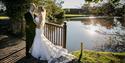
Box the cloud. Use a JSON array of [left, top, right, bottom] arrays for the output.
[[62, 0, 85, 8]]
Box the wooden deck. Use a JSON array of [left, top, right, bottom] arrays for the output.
[[1, 48, 48, 63], [0, 35, 48, 63], [0, 35, 77, 63]]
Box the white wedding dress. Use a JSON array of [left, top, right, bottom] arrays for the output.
[[29, 17, 75, 63]]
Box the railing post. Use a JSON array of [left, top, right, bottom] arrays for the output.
[[78, 42, 83, 62], [63, 22, 67, 48]]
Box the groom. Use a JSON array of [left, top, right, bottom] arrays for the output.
[[24, 3, 37, 58]]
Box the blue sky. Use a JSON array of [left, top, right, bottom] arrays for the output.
[[62, 0, 85, 8]]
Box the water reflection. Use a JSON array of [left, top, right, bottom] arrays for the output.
[[86, 24, 98, 35], [66, 17, 125, 52], [81, 17, 125, 35]]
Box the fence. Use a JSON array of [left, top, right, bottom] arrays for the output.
[[44, 22, 67, 48]]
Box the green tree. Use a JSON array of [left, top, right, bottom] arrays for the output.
[[85, 0, 125, 26], [33, 0, 64, 20], [82, 3, 91, 15], [1, 0, 64, 36], [84, 0, 124, 16], [85, 0, 120, 3], [1, 0, 31, 36]]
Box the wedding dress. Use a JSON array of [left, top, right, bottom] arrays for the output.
[[29, 17, 75, 63]]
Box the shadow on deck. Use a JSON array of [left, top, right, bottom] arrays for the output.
[[16, 56, 48, 63], [0, 34, 48, 63], [0, 34, 20, 49], [0, 46, 48, 63]]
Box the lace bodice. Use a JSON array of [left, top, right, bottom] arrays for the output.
[[35, 17, 45, 29]]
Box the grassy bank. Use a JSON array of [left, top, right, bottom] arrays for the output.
[[64, 14, 87, 18], [72, 50, 125, 63]]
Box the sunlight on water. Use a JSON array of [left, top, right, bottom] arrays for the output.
[[86, 24, 97, 35], [86, 16, 98, 35]]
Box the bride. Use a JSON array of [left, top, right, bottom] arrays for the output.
[[29, 6, 75, 63]]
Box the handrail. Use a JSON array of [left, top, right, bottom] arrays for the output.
[[45, 22, 63, 28], [44, 22, 67, 48]]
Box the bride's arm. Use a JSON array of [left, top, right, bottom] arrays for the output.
[[39, 9, 46, 26], [34, 18, 38, 25]]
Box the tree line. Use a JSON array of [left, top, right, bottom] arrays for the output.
[[83, 0, 125, 16]]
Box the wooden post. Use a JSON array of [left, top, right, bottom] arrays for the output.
[[63, 22, 67, 48], [78, 42, 83, 62]]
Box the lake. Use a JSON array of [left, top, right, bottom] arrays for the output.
[[65, 16, 125, 52]]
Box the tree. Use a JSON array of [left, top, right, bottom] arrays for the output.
[[85, 0, 125, 25], [84, 0, 124, 16], [33, 0, 64, 20], [1, 0, 64, 36], [85, 0, 120, 4], [1, 0, 31, 36], [54, 0, 64, 8], [82, 3, 91, 15]]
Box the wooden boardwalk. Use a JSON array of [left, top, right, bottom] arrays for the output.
[[0, 35, 77, 63], [0, 48, 48, 63], [0, 35, 48, 63], [1, 47, 25, 63]]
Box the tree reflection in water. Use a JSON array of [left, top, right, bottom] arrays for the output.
[[81, 17, 125, 52]]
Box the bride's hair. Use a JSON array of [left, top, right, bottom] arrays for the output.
[[38, 6, 45, 12]]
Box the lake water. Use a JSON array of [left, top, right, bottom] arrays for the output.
[[65, 17, 125, 52]]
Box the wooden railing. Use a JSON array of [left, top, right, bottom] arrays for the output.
[[44, 22, 67, 48]]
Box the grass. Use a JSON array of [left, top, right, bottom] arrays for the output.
[[0, 16, 9, 20], [64, 14, 87, 18], [72, 50, 125, 63]]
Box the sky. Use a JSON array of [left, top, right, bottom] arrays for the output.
[[0, 1, 6, 10], [62, 0, 85, 8], [1, 0, 125, 9], [61, 0, 125, 8]]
